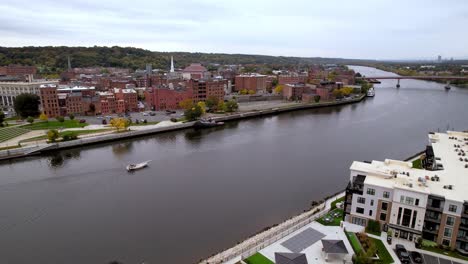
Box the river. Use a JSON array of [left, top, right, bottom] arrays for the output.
[[0, 66, 467, 264]]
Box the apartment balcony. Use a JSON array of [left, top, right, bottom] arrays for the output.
[[457, 236, 468, 243], [424, 216, 442, 223], [346, 181, 363, 195], [423, 228, 439, 234], [426, 205, 443, 212]]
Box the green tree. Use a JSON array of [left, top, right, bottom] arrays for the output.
[[271, 78, 278, 87], [88, 103, 96, 114], [68, 114, 75, 120], [184, 104, 203, 121], [56, 116, 65, 122], [205, 96, 219, 110], [223, 100, 239, 113], [13, 93, 40, 118], [47, 129, 59, 142], [314, 95, 321, 103], [26, 116, 34, 124], [217, 101, 225, 112], [0, 111, 4, 127]]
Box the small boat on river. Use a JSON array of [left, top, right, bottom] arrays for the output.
[[126, 160, 151, 171]]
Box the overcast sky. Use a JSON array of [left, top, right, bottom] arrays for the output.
[[1, 0, 467, 60]]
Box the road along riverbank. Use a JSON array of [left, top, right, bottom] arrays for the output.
[[0, 95, 365, 161]]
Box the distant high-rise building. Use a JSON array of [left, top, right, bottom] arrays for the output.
[[437, 55, 442, 63]]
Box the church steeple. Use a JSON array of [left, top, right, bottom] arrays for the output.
[[170, 56, 174, 73]]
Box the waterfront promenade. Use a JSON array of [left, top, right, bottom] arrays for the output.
[[0, 95, 365, 160], [200, 191, 345, 264]]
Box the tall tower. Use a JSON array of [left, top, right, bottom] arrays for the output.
[[170, 56, 174, 73], [67, 55, 72, 70]]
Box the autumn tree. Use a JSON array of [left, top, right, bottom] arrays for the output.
[[274, 85, 284, 94], [184, 104, 203, 121], [223, 100, 238, 113], [205, 96, 219, 110], [197, 101, 206, 114], [179, 98, 194, 110], [110, 118, 130, 131], [39, 112, 48, 122], [47, 129, 59, 142], [248, 90, 256, 95]]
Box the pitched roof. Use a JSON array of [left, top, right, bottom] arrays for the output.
[[274, 252, 308, 264], [321, 239, 348, 254]]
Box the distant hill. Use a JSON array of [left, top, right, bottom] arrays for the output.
[[0, 46, 378, 74]]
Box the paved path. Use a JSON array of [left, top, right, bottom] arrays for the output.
[[201, 191, 345, 264]]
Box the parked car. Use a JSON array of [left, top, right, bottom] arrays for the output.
[[117, 113, 123, 117], [142, 112, 149, 116], [410, 251, 423, 263], [79, 119, 86, 123], [395, 244, 411, 264], [386, 236, 392, 245], [149, 112, 156, 116]]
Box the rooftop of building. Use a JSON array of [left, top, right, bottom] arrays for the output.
[[237, 73, 267, 77], [113, 88, 136, 94], [0, 80, 59, 86], [57, 86, 95, 91], [183, 63, 207, 72], [350, 131, 468, 202]]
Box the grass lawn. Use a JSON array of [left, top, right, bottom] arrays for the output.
[[370, 237, 394, 264], [421, 245, 468, 261], [365, 229, 381, 237], [244, 253, 274, 264], [22, 120, 88, 130], [0, 126, 31, 142], [19, 129, 111, 143], [331, 196, 345, 210], [345, 232, 362, 254], [412, 158, 423, 169], [317, 208, 343, 226]]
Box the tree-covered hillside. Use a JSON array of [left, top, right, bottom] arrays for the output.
[[0, 46, 377, 74]]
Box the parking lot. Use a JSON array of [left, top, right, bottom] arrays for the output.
[[75, 110, 184, 125]]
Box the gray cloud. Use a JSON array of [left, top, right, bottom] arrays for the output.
[[0, 0, 467, 59]]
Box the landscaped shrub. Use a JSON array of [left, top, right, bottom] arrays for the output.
[[366, 219, 381, 235], [62, 132, 78, 141], [56, 116, 65, 122]]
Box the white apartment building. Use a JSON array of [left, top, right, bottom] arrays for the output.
[[0, 80, 59, 110], [344, 131, 468, 254]]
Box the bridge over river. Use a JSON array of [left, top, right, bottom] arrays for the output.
[[357, 75, 468, 88]]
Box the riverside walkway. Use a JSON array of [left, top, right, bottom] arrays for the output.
[[200, 191, 345, 264]]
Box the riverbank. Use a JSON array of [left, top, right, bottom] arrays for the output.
[[0, 95, 366, 161]]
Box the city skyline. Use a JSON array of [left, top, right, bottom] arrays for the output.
[[1, 0, 467, 60]]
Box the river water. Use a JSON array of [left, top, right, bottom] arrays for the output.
[[0, 66, 467, 264]]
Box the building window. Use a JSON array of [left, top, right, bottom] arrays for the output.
[[415, 199, 419, 206], [446, 216, 455, 227], [442, 239, 451, 247], [357, 197, 366, 204], [367, 188, 375, 195], [411, 211, 417, 229], [381, 202, 388, 211], [444, 227, 453, 238], [383, 191, 390, 198], [370, 200, 374, 206], [397, 207, 402, 225], [356, 207, 364, 214], [352, 217, 366, 227], [369, 210, 373, 216], [380, 213, 387, 221], [449, 205, 457, 212]]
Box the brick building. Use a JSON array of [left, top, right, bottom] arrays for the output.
[[145, 86, 192, 111], [0, 65, 37, 76], [39, 85, 60, 117], [188, 79, 226, 102], [278, 73, 308, 85], [114, 88, 138, 112], [282, 84, 307, 100], [234, 74, 267, 93]]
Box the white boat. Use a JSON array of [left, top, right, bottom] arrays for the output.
[[126, 160, 151, 171], [366, 87, 375, 97]]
